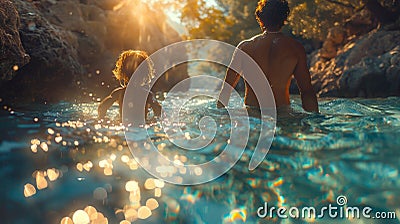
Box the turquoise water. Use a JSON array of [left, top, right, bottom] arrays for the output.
[[1, 95, 400, 223]]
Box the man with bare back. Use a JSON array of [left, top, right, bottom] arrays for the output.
[[218, 0, 319, 113]]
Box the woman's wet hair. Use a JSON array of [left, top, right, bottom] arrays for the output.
[[255, 0, 290, 31], [112, 50, 154, 87]]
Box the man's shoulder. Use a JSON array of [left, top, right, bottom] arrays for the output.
[[236, 34, 263, 51], [239, 34, 303, 46], [285, 37, 306, 52], [236, 34, 306, 57], [237, 38, 253, 49], [276, 36, 306, 57], [239, 33, 265, 45]]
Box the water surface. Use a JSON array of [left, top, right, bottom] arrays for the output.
[[1, 95, 400, 223]]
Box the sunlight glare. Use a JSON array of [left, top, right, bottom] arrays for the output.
[[36, 171, 47, 190], [60, 217, 73, 224], [137, 206, 152, 219], [24, 183, 36, 197], [146, 198, 159, 210], [72, 210, 90, 224]]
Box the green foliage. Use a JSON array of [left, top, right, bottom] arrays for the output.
[[147, 0, 396, 43], [148, 0, 261, 44], [175, 0, 364, 42], [180, 0, 235, 42], [288, 0, 362, 40], [216, 0, 261, 44]]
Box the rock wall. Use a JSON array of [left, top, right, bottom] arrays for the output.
[[307, 10, 400, 98], [0, 0, 29, 81], [8, 0, 84, 102], [0, 0, 188, 102]]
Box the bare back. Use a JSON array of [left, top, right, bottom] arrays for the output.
[[218, 32, 318, 112], [240, 33, 303, 107]]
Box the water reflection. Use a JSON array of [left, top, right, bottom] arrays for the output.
[[1, 96, 400, 223]]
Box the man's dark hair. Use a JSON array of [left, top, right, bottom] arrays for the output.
[[255, 0, 290, 31]]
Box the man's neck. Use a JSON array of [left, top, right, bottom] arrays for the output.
[[264, 27, 282, 33], [265, 30, 281, 34]]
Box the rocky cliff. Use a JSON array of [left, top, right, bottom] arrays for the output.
[[308, 9, 400, 98], [0, 0, 188, 102], [0, 0, 29, 81]]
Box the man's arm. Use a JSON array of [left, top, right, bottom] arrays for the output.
[[293, 43, 319, 112], [98, 87, 124, 119], [217, 42, 246, 108]]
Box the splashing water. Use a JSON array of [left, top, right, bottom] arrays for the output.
[[1, 95, 400, 223]]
